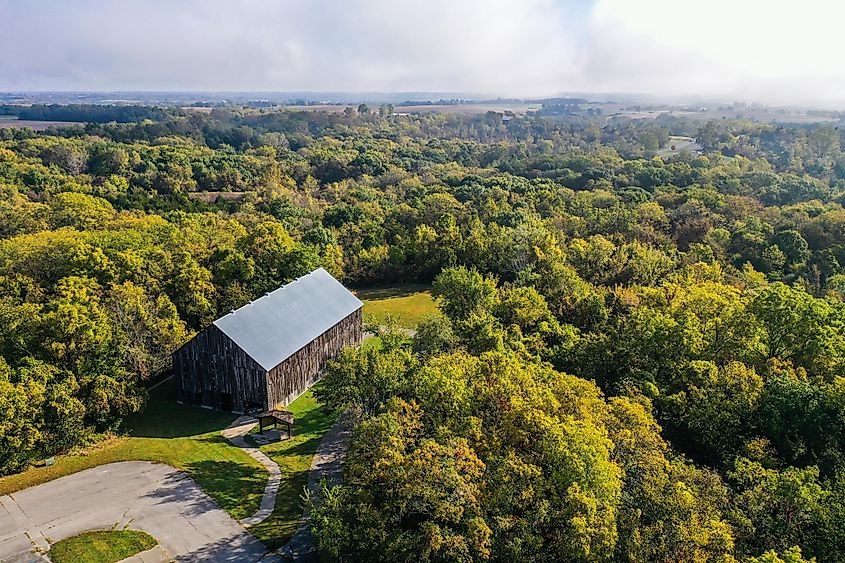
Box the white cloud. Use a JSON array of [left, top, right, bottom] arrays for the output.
[[582, 0, 845, 105], [0, 0, 581, 95], [2, 0, 845, 106]]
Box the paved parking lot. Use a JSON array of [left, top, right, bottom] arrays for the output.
[[0, 461, 276, 562]]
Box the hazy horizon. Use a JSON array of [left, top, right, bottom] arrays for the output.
[[3, 0, 845, 108]]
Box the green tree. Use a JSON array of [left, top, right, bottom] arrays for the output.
[[746, 546, 816, 563], [88, 144, 129, 176], [608, 395, 735, 563], [433, 266, 499, 322], [750, 283, 845, 378], [413, 315, 457, 359], [315, 345, 417, 418], [310, 400, 492, 562], [0, 357, 44, 474], [48, 192, 115, 230], [730, 459, 825, 557], [773, 230, 811, 268], [107, 282, 188, 380], [661, 361, 763, 465]]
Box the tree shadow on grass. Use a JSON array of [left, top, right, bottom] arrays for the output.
[[249, 467, 312, 551], [126, 380, 237, 439], [354, 285, 431, 300], [141, 461, 275, 558], [263, 436, 323, 457], [163, 458, 267, 520]]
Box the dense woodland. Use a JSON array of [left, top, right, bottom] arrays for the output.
[[2, 105, 845, 561]]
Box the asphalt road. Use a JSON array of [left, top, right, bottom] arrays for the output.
[[0, 461, 276, 562]]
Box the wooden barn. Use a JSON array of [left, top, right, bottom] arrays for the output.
[[173, 268, 363, 413]]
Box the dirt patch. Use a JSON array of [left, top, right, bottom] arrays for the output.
[[0, 119, 81, 130]]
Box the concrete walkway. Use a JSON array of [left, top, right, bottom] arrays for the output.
[[221, 416, 282, 527], [279, 413, 352, 561], [120, 544, 170, 562], [0, 461, 278, 562], [362, 327, 417, 343]]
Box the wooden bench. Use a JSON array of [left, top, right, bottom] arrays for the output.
[[256, 409, 294, 439]]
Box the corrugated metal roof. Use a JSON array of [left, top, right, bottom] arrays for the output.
[[213, 268, 363, 370]]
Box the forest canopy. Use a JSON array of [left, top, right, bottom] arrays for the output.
[[1, 106, 845, 561]]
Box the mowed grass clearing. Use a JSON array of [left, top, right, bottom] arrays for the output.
[[248, 389, 336, 549], [0, 379, 266, 522], [356, 285, 440, 329], [0, 380, 341, 549], [48, 529, 157, 563]]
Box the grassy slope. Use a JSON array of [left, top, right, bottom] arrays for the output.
[[48, 530, 157, 563], [0, 380, 266, 522], [249, 390, 336, 549], [357, 285, 439, 329]]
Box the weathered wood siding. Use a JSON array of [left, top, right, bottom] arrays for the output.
[[174, 307, 363, 413], [174, 325, 268, 413], [267, 308, 363, 408]]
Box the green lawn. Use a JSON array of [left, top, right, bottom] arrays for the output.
[[48, 529, 157, 563], [0, 380, 266, 522], [361, 334, 383, 351], [356, 285, 439, 329], [248, 389, 337, 549], [0, 383, 340, 550]]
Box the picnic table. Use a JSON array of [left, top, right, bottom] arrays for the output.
[[256, 409, 294, 439]]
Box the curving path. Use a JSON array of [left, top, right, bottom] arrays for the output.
[[221, 416, 281, 526], [279, 412, 352, 561], [0, 461, 279, 562]]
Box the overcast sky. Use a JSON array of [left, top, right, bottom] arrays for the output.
[[2, 0, 843, 107]]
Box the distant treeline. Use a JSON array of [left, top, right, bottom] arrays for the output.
[[0, 104, 172, 123]]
